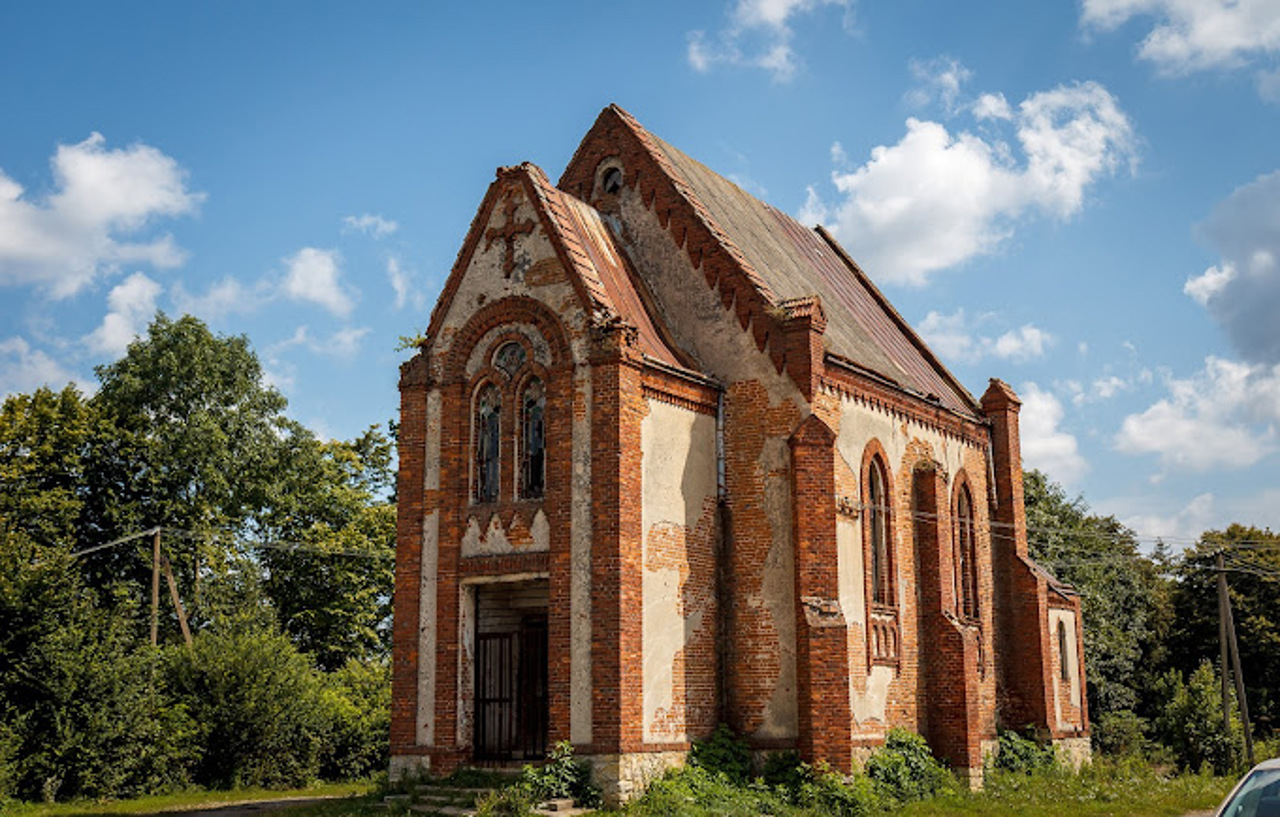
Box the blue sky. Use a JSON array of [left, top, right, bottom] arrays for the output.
[[2, 1, 1279, 546]]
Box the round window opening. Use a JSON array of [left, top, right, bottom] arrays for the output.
[[602, 167, 623, 195]]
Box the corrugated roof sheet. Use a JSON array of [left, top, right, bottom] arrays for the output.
[[647, 132, 979, 418], [525, 166, 683, 368]]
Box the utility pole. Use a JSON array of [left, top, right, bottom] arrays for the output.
[[151, 527, 161, 647], [1217, 550, 1256, 767]]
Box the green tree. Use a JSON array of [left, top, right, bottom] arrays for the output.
[[1167, 525, 1280, 736], [259, 428, 396, 670], [1023, 470, 1171, 726], [0, 386, 97, 549]]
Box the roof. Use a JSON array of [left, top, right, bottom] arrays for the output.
[[645, 129, 980, 419]]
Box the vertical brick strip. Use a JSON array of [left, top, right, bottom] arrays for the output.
[[789, 414, 853, 773], [392, 357, 428, 755], [913, 464, 981, 775], [590, 331, 646, 753]]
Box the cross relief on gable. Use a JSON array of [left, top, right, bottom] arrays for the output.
[[484, 188, 536, 278]]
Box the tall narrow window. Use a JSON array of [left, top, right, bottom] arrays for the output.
[[519, 378, 545, 499], [1058, 620, 1071, 682], [954, 484, 978, 619], [475, 383, 501, 503], [868, 457, 893, 605]]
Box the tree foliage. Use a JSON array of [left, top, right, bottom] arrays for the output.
[[0, 312, 394, 802], [1023, 470, 1171, 719]]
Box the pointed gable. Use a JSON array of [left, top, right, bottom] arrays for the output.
[[560, 105, 981, 421], [423, 161, 683, 368]]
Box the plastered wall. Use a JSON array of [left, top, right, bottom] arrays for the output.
[[640, 398, 718, 743]]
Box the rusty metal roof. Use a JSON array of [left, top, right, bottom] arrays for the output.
[[647, 132, 980, 419]]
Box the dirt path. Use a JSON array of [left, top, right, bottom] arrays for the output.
[[139, 794, 348, 816]]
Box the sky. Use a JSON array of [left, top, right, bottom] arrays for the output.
[[2, 0, 1279, 548]]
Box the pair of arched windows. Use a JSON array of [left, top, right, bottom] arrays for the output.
[[473, 341, 546, 504], [953, 484, 979, 620]]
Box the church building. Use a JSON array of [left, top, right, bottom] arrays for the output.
[[390, 105, 1089, 800]]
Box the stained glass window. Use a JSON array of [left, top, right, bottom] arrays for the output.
[[520, 378, 545, 499], [475, 383, 501, 503], [495, 342, 526, 378], [868, 458, 893, 605]]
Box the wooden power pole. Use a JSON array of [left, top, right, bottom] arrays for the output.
[[1217, 550, 1256, 767]]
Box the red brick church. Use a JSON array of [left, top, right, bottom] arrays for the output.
[[391, 105, 1088, 800]]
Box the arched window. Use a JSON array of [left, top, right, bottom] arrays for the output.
[[474, 383, 501, 503], [868, 457, 894, 605], [519, 377, 545, 499], [954, 483, 978, 619], [1058, 620, 1071, 682]]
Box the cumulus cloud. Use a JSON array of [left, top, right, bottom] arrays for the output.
[[905, 56, 972, 113], [686, 0, 852, 82], [1185, 170, 1280, 363], [0, 133, 202, 297], [271, 325, 370, 360], [343, 213, 398, 239], [387, 255, 427, 311], [83, 272, 162, 357], [917, 308, 1053, 364], [1019, 382, 1089, 484], [0, 336, 77, 397], [1082, 0, 1280, 94], [282, 247, 355, 317], [171, 276, 271, 320], [1115, 356, 1280, 473], [803, 79, 1135, 285]]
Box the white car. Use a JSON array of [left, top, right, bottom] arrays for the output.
[[1217, 758, 1280, 817]]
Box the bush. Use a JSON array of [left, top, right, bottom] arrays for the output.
[[1093, 709, 1149, 757], [864, 728, 952, 804], [688, 724, 752, 785], [517, 741, 600, 807], [990, 728, 1058, 773], [318, 656, 390, 781], [166, 629, 329, 789], [1153, 661, 1240, 774], [628, 765, 790, 817], [794, 762, 878, 816]]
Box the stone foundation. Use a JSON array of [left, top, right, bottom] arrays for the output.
[[587, 750, 687, 805], [1054, 736, 1092, 769]]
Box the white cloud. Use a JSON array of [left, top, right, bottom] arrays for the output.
[[906, 56, 972, 113], [171, 276, 270, 320], [83, 272, 162, 357], [1115, 355, 1280, 473], [918, 308, 1053, 364], [686, 0, 851, 82], [270, 325, 370, 361], [282, 247, 355, 316], [1186, 170, 1280, 362], [1019, 382, 1089, 484], [387, 255, 427, 311], [805, 81, 1134, 285], [972, 92, 1013, 120], [1082, 0, 1280, 90], [1104, 492, 1219, 545], [0, 133, 202, 297], [343, 213, 398, 239], [0, 336, 77, 397]]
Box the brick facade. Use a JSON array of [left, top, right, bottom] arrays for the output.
[[390, 106, 1089, 798]]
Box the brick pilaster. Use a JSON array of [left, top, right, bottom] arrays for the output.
[[590, 324, 646, 753], [789, 414, 853, 773]]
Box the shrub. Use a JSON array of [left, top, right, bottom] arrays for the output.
[[517, 741, 600, 807], [166, 628, 329, 789], [761, 749, 807, 794], [990, 728, 1058, 773], [1093, 709, 1149, 757], [794, 762, 878, 816], [627, 765, 789, 817], [1153, 661, 1239, 774], [318, 656, 390, 781], [688, 724, 752, 785], [474, 786, 536, 817], [864, 728, 952, 804]]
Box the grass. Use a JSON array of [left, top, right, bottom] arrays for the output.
[[1, 781, 375, 817], [896, 760, 1234, 817]]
